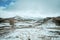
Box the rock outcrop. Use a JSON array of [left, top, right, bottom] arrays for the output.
[[52, 16, 60, 26]]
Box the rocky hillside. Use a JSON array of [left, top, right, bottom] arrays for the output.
[[0, 16, 60, 40]]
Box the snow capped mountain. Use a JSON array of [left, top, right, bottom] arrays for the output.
[[0, 16, 60, 40]]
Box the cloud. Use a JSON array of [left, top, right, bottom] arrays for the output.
[[0, 0, 60, 18]]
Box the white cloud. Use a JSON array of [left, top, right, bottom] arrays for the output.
[[0, 6, 6, 10], [0, 0, 60, 18]]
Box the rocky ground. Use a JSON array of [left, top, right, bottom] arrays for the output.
[[0, 16, 60, 40]]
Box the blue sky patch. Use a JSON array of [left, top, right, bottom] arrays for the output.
[[0, 0, 15, 7]]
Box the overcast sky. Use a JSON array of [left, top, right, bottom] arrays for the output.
[[0, 0, 60, 18]]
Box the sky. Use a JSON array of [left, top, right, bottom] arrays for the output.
[[0, 0, 60, 18]]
